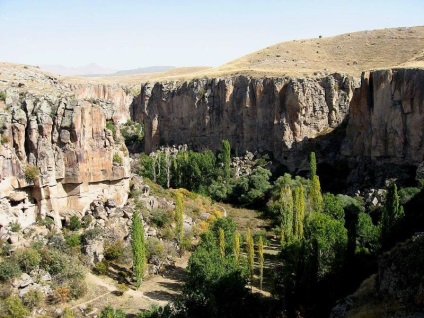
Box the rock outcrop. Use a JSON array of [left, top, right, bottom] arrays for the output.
[[0, 66, 132, 229], [133, 74, 357, 170], [68, 83, 133, 124], [133, 68, 424, 185], [342, 68, 424, 165]]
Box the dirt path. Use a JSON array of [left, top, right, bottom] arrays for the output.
[[72, 254, 189, 315]]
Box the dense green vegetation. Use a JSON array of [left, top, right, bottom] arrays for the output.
[[139, 140, 272, 208], [137, 142, 422, 317]]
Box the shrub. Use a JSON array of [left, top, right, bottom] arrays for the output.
[[99, 306, 126, 318], [104, 240, 124, 261], [0, 91, 6, 101], [65, 233, 82, 249], [93, 260, 108, 275], [9, 221, 21, 233], [22, 289, 43, 309], [37, 216, 55, 230], [54, 286, 70, 303], [40, 248, 84, 280], [68, 216, 81, 231], [82, 228, 102, 242], [146, 237, 166, 261], [113, 153, 123, 165], [69, 278, 88, 299], [24, 165, 40, 183], [106, 121, 116, 135], [0, 259, 21, 282], [1, 241, 12, 256], [63, 308, 75, 318], [120, 120, 144, 144], [4, 296, 30, 318], [81, 215, 92, 229], [1, 135, 10, 144], [0, 284, 12, 300], [14, 248, 42, 272], [151, 209, 173, 228]]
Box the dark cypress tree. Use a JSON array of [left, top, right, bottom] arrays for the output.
[[310, 152, 317, 179], [381, 183, 404, 237], [221, 140, 231, 183]]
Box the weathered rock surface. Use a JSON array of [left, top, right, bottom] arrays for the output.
[[0, 66, 132, 229], [342, 69, 424, 165], [133, 74, 357, 171]]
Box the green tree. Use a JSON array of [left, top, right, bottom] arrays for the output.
[[175, 192, 184, 246], [183, 220, 248, 317], [131, 211, 146, 288], [310, 152, 317, 178], [293, 185, 305, 239], [221, 139, 231, 183], [323, 193, 345, 222], [280, 186, 294, 244], [99, 306, 126, 318], [357, 212, 380, 254], [310, 175, 323, 213], [305, 213, 348, 280], [4, 296, 30, 318], [219, 228, 225, 258], [234, 231, 241, 265], [246, 228, 254, 284], [211, 218, 237, 255], [381, 183, 404, 237], [258, 236, 264, 290]]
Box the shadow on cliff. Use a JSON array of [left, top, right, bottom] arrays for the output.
[[285, 115, 418, 194]]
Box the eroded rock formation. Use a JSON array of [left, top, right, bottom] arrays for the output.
[[342, 68, 424, 165], [0, 87, 131, 229], [133, 74, 358, 170]]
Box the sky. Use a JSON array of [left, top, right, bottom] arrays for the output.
[[0, 0, 423, 70]]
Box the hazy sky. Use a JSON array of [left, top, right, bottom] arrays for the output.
[[0, 0, 423, 69]]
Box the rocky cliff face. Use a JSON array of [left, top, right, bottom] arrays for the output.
[[342, 68, 424, 165], [68, 83, 133, 124], [0, 65, 132, 229], [133, 74, 357, 170], [134, 68, 424, 178]]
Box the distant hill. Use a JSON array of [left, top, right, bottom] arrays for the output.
[[201, 26, 424, 78], [40, 64, 176, 77], [111, 66, 175, 76], [40, 63, 117, 76]]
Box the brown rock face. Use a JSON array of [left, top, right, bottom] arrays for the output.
[[133, 74, 357, 170], [342, 69, 424, 165], [68, 83, 133, 124], [0, 89, 131, 228]]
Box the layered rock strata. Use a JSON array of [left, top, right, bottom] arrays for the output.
[[0, 88, 131, 229]]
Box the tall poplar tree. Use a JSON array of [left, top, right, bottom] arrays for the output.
[[246, 228, 255, 285], [219, 228, 225, 258], [311, 175, 323, 213], [131, 211, 146, 288], [258, 236, 264, 290], [234, 231, 241, 265], [293, 185, 305, 238], [175, 192, 184, 246], [280, 186, 294, 242], [310, 151, 317, 178]]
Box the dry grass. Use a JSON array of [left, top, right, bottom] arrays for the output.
[[2, 26, 424, 89], [206, 26, 424, 78]]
